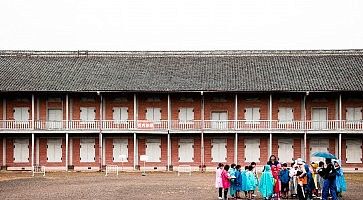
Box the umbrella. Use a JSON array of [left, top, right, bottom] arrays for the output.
[[312, 152, 337, 159]]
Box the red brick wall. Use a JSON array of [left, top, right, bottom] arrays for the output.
[[238, 96, 269, 120], [6, 137, 33, 167], [293, 138, 302, 160], [171, 94, 201, 120], [0, 98, 3, 120], [137, 136, 168, 167], [272, 95, 302, 120], [104, 137, 134, 167], [237, 136, 245, 165], [204, 136, 234, 166], [6, 97, 33, 120], [0, 137, 3, 166], [171, 136, 201, 167], [104, 94, 134, 120], [342, 97, 363, 120], [137, 94, 168, 121], [71, 138, 100, 167], [260, 137, 269, 164], [37, 96, 65, 121], [38, 138, 66, 167], [204, 94, 235, 120], [71, 95, 101, 120], [306, 94, 337, 120], [341, 138, 363, 167]]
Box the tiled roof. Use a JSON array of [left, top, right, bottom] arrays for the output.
[[0, 50, 362, 92]]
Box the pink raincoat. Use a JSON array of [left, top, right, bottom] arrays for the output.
[[221, 169, 231, 189], [215, 168, 223, 188]]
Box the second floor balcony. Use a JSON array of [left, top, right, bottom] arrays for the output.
[[0, 119, 362, 132]]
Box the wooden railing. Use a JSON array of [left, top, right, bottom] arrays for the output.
[[0, 120, 362, 131]]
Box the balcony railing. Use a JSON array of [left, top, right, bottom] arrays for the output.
[[0, 120, 362, 131]]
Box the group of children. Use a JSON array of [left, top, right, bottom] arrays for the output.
[[216, 162, 259, 200], [215, 157, 347, 200]]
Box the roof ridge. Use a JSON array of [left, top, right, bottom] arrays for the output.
[[1, 49, 363, 57]]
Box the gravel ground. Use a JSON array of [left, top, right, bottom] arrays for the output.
[[0, 171, 362, 200]]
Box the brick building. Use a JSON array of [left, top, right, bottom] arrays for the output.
[[0, 50, 362, 171]]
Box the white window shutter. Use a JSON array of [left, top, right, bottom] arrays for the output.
[[113, 107, 120, 121], [287, 108, 294, 121], [14, 108, 22, 121], [154, 108, 161, 122], [179, 108, 186, 121], [89, 108, 96, 121], [120, 107, 128, 121], [278, 107, 284, 121], [80, 107, 88, 121], [253, 108, 260, 121], [23, 108, 29, 120], [245, 108, 253, 120], [146, 108, 153, 121], [355, 108, 362, 121], [188, 108, 194, 121]]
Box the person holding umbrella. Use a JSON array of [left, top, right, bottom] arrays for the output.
[[313, 152, 338, 200]]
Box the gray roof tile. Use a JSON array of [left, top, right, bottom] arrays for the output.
[[0, 50, 363, 92]]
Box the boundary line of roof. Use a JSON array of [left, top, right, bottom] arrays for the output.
[[1, 49, 363, 57]]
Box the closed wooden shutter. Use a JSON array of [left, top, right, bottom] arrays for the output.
[[145, 139, 161, 162], [346, 139, 362, 163], [245, 138, 260, 162], [113, 139, 128, 162], [211, 139, 227, 162]]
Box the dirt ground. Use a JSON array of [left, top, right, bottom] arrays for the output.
[[0, 171, 362, 200]]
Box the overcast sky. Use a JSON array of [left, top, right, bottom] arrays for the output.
[[0, 0, 362, 51]]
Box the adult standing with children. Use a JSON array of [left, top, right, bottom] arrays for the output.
[[320, 158, 338, 200]]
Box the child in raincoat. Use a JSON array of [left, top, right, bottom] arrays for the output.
[[279, 163, 290, 199], [234, 165, 243, 199], [245, 165, 258, 200], [259, 165, 274, 200], [290, 162, 298, 198], [221, 165, 231, 200], [241, 166, 249, 198], [304, 164, 316, 200], [215, 163, 224, 199], [271, 164, 281, 199], [333, 160, 347, 197], [228, 163, 237, 198]]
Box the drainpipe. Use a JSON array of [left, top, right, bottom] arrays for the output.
[[304, 92, 308, 161], [98, 91, 103, 171], [167, 94, 171, 171], [133, 94, 138, 170], [31, 94, 35, 168], [269, 94, 272, 157], [201, 91, 205, 171], [234, 94, 238, 164], [339, 94, 342, 160], [65, 94, 69, 171]]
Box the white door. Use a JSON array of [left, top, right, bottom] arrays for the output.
[[47, 138, 62, 162], [80, 139, 95, 162], [14, 139, 29, 163], [245, 138, 260, 162], [113, 139, 128, 162], [211, 112, 228, 129], [145, 139, 161, 162], [211, 139, 227, 162], [312, 108, 327, 129], [48, 109, 63, 129], [178, 139, 194, 162], [346, 139, 362, 163], [278, 139, 294, 163], [310, 139, 329, 163]]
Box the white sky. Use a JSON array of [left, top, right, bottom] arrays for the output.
[[0, 0, 362, 51]]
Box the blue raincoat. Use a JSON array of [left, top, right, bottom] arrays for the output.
[[259, 165, 274, 199], [334, 160, 347, 193], [245, 170, 257, 191], [229, 167, 237, 196], [241, 169, 248, 191], [235, 169, 243, 191]]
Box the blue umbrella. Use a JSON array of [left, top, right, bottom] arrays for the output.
[[312, 152, 337, 159]]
